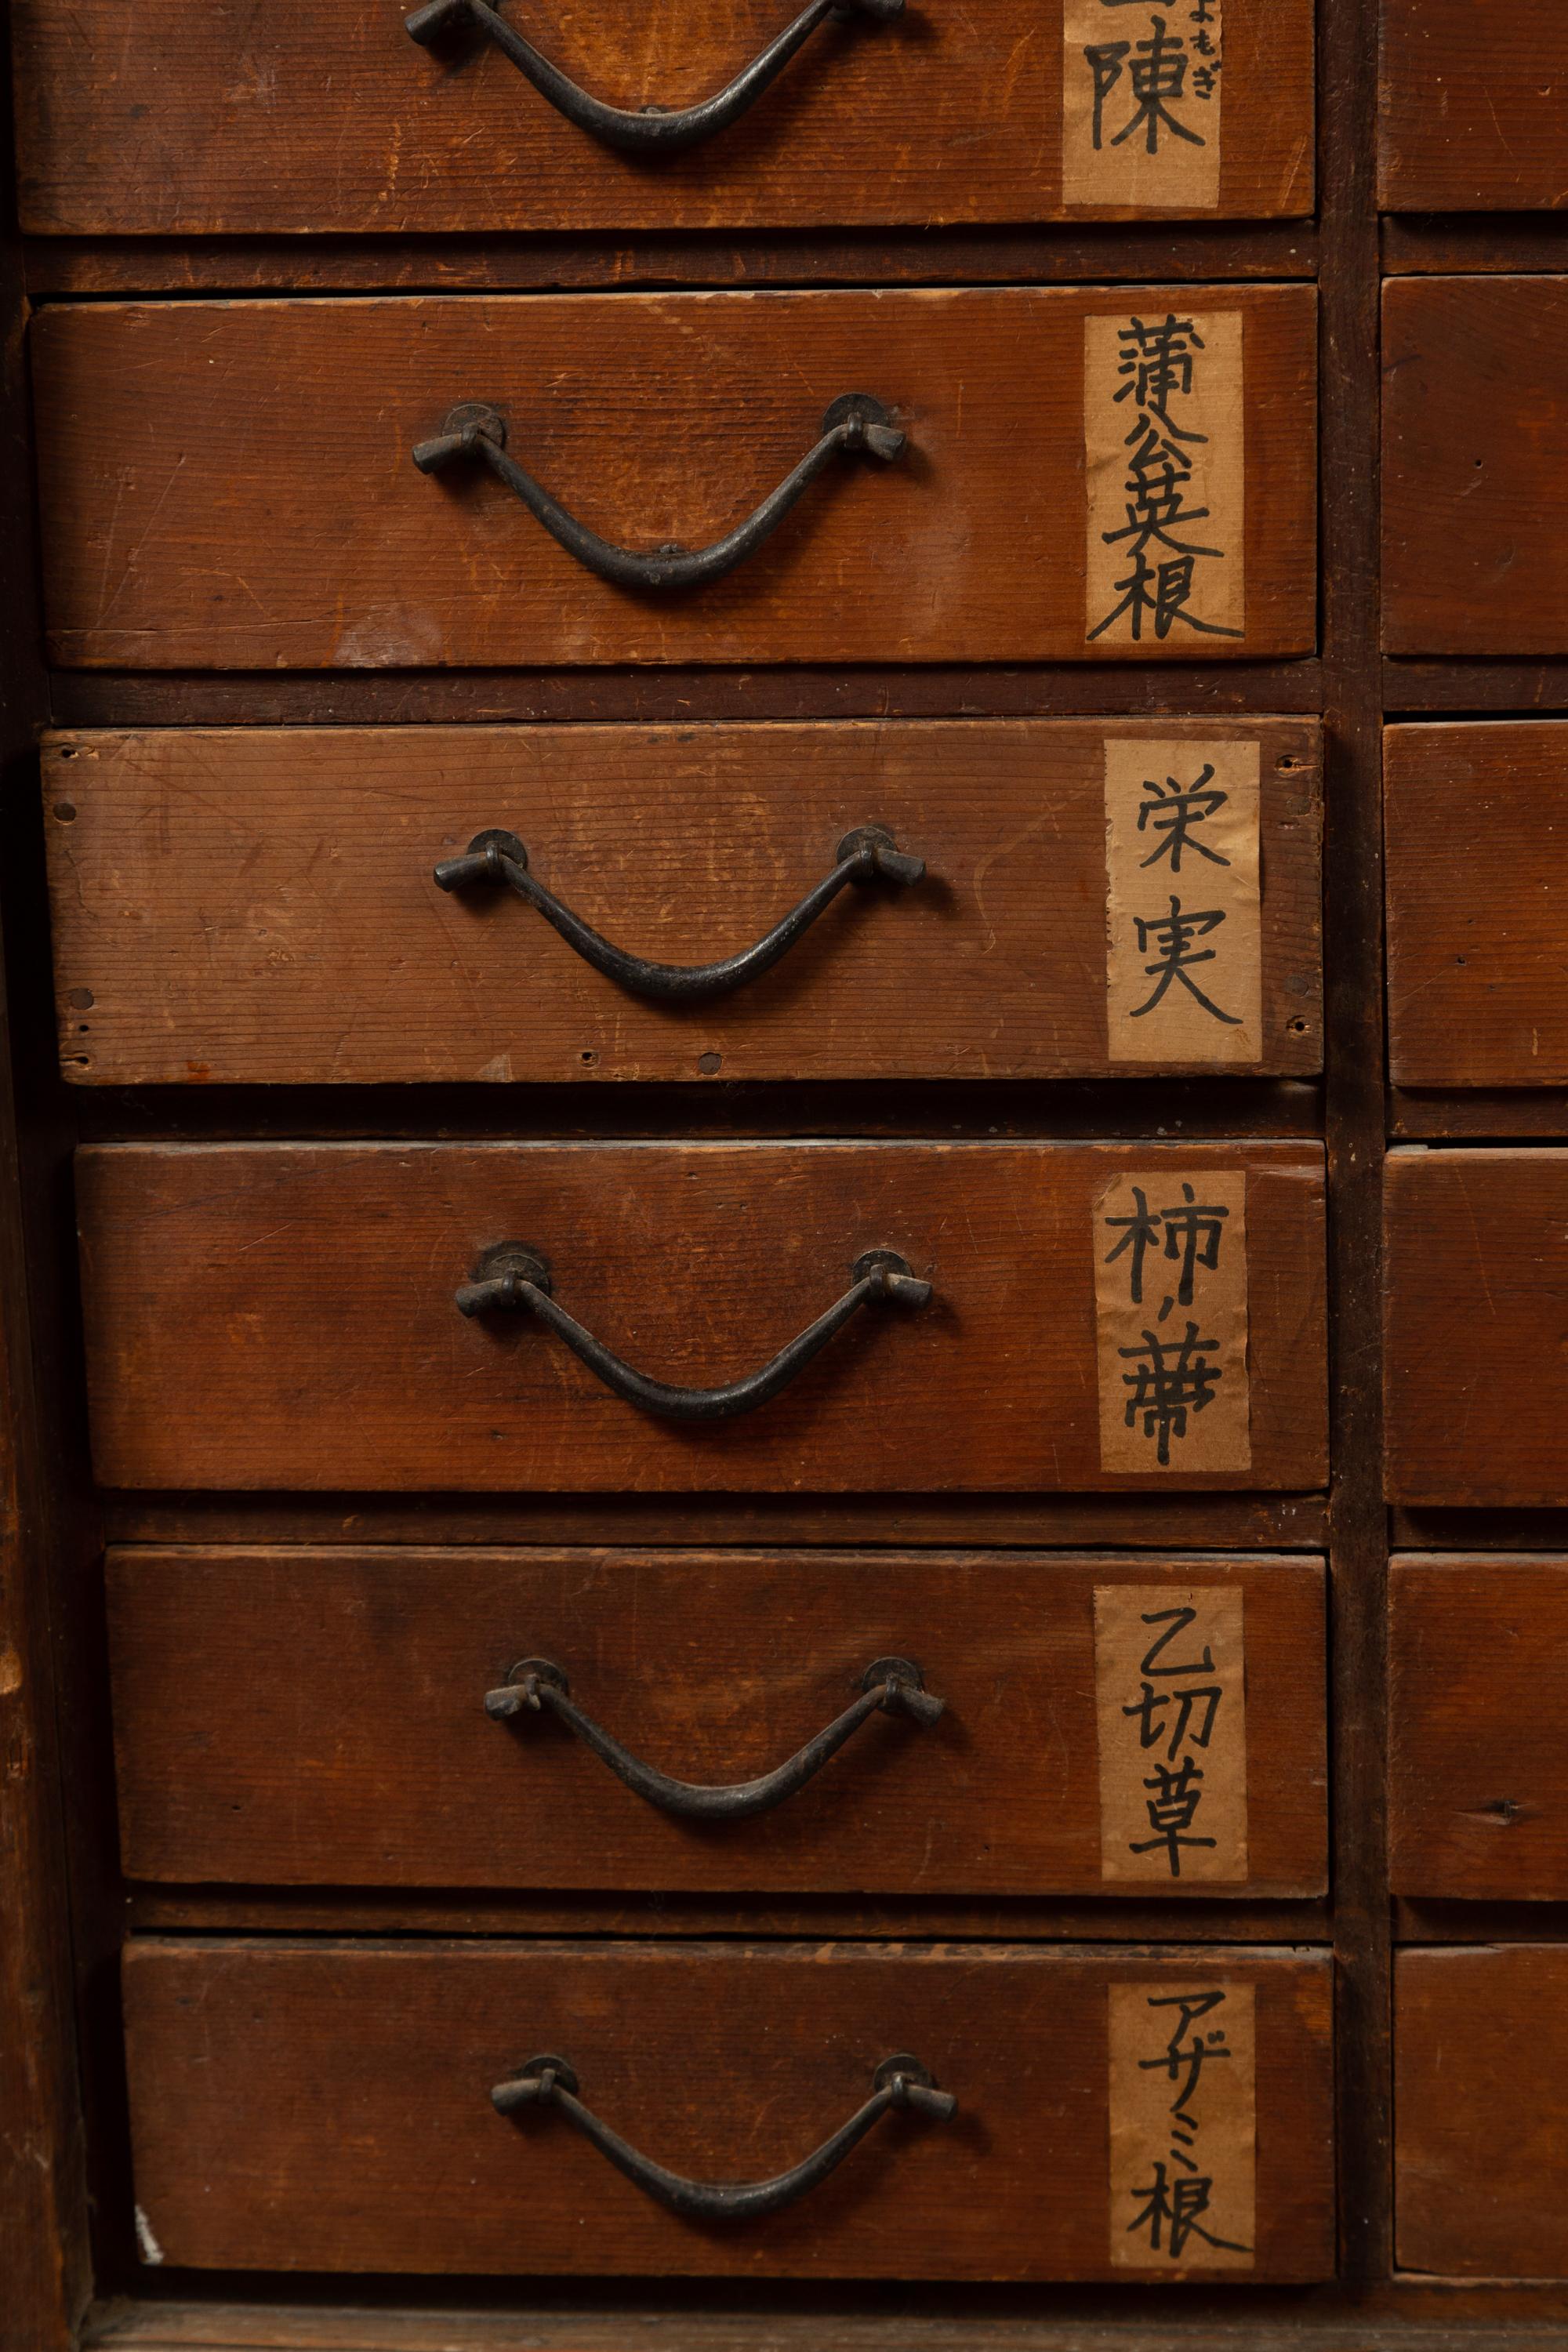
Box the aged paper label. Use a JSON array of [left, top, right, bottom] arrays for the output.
[[1093, 1169, 1251, 1475], [1084, 310, 1245, 649], [1109, 1980, 1255, 2270], [1094, 1585, 1248, 1882], [1063, 0, 1223, 212], [1104, 737, 1261, 1065]]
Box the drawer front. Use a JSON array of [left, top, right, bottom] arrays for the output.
[[78, 1141, 1329, 1494], [107, 1548, 1327, 1897], [1380, 0, 1568, 210], [1384, 278, 1568, 658], [1392, 1557, 1568, 1900], [44, 721, 1324, 1087], [122, 1939, 1335, 2278], [13, 0, 1314, 234], [1387, 722, 1568, 1089], [32, 289, 1318, 670], [1385, 1149, 1568, 1507], [1398, 1947, 1568, 2276]]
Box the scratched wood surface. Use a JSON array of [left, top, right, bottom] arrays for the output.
[[30, 290, 1319, 670], [120, 1938, 1334, 2278], [77, 1140, 1329, 1494], [1379, 0, 1568, 211], [41, 721, 1324, 1086], [105, 1547, 1327, 1897], [9, 0, 1315, 235]]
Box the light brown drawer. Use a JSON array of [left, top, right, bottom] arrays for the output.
[[32, 289, 1318, 670], [1391, 1557, 1568, 1900], [1385, 1149, 1568, 1507], [44, 720, 1324, 1086], [1384, 278, 1568, 658], [13, 0, 1313, 236], [107, 1548, 1327, 1898], [1387, 723, 1568, 1089], [1398, 1947, 1568, 2276], [1380, 0, 1565, 211], [123, 1938, 1334, 2278], [78, 1140, 1329, 1495]]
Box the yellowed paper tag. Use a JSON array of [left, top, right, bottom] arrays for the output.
[[1105, 738, 1261, 1064], [1094, 1170, 1251, 1475], [1109, 1980, 1255, 2270], [1064, 0, 1223, 211], [1085, 310, 1245, 649], [1094, 1585, 1248, 1882]]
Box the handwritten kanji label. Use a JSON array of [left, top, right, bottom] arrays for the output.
[[1094, 1585, 1248, 1882], [1063, 0, 1223, 211], [1093, 1169, 1251, 1475], [1109, 1980, 1255, 2270], [1084, 310, 1245, 649], [1105, 737, 1261, 1065]]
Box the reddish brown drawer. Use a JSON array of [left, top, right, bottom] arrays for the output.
[[1398, 1947, 1568, 2275], [1387, 722, 1568, 1089], [1385, 1149, 1568, 1507], [1391, 1557, 1568, 1899], [78, 1140, 1329, 1495], [123, 1938, 1334, 2279], [32, 289, 1317, 670], [1384, 279, 1568, 658], [13, 0, 1313, 235], [43, 720, 1324, 1087], [107, 1548, 1327, 1898], [1380, 0, 1568, 210]]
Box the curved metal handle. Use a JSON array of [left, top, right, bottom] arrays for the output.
[[490, 2052, 956, 2221], [434, 825, 925, 1004], [484, 1654, 944, 1820], [412, 394, 906, 591], [455, 1243, 931, 1421], [405, 0, 905, 156]]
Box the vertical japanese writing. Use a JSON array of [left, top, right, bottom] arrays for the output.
[[1094, 1585, 1248, 1882], [1109, 1982, 1256, 2270], [1092, 1167, 1251, 1475], [1104, 738, 1262, 1065], [1063, 0, 1223, 210]]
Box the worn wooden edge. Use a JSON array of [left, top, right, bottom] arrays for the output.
[[1388, 1091, 1568, 1141]]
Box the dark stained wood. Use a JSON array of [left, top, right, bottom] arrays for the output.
[[1392, 1093, 1568, 1142], [1384, 1149, 1568, 1507], [42, 721, 1324, 1087], [1396, 1945, 1568, 2276], [1386, 722, 1568, 1089], [1391, 1556, 1568, 1900], [1383, 278, 1568, 657], [77, 1140, 1330, 1494], [106, 1546, 1327, 1898], [1379, 0, 1568, 212], [31, 289, 1319, 670], [120, 1938, 1335, 2279], [1385, 657, 1568, 713], [10, 0, 1314, 236], [1382, 218, 1568, 275]]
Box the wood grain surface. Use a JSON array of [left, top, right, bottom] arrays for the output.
[[41, 721, 1324, 1086], [1379, 0, 1568, 211], [31, 290, 1319, 670], [77, 1140, 1329, 1494], [105, 1546, 1327, 1897], [120, 1938, 1334, 2278]]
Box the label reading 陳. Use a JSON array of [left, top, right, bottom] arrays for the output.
[[1109, 1980, 1255, 2270], [1094, 1584, 1248, 1882], [1093, 1168, 1251, 1475], [1063, 0, 1223, 212]]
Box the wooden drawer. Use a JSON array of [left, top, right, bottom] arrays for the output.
[[13, 0, 1313, 236], [1387, 723, 1568, 1089], [31, 289, 1317, 670], [1397, 1947, 1568, 2276], [1392, 1556, 1568, 1899], [122, 1938, 1334, 2278], [1380, 0, 1568, 210], [107, 1548, 1327, 1898], [78, 1141, 1328, 1494], [44, 720, 1324, 1087], [1384, 278, 1568, 658], [1385, 1149, 1568, 1507]]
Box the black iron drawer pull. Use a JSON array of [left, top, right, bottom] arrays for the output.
[[434, 825, 925, 1003], [412, 394, 906, 591], [455, 1243, 931, 1421], [490, 2052, 956, 2220], [405, 0, 905, 157], [483, 1654, 943, 1820]]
